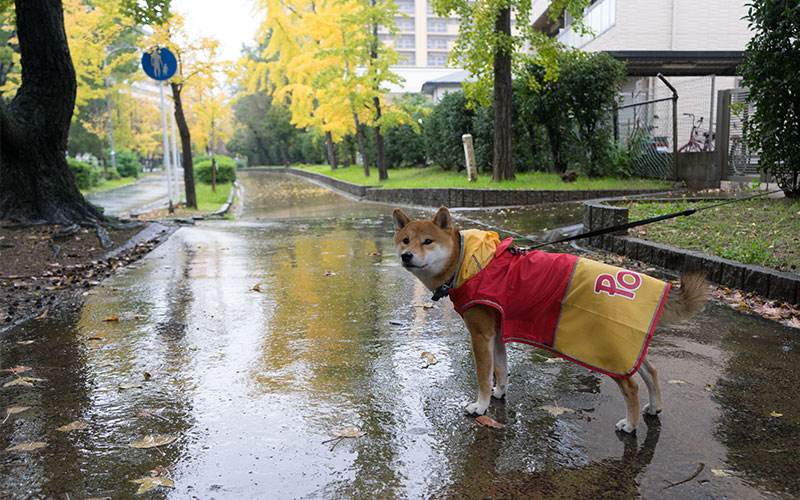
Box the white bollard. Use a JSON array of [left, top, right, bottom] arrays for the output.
[[462, 134, 478, 182]]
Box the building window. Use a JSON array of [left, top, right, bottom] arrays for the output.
[[428, 20, 447, 32], [427, 37, 448, 49], [561, 0, 616, 48], [396, 36, 415, 49], [397, 1, 414, 14], [398, 52, 416, 66], [428, 54, 448, 67], [396, 19, 415, 32]]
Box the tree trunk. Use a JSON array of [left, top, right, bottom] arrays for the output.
[[354, 113, 369, 177], [492, 7, 514, 182], [325, 130, 337, 170], [374, 97, 388, 180], [0, 0, 104, 224], [170, 82, 197, 208]]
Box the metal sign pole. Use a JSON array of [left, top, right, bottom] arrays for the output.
[[170, 106, 181, 203], [160, 81, 173, 210]]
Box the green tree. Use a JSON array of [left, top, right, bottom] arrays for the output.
[[739, 0, 800, 198], [431, 0, 589, 181]]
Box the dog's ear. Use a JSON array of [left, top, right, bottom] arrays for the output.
[[392, 208, 411, 231], [433, 206, 452, 230]]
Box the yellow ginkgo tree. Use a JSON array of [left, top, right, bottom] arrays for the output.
[[251, 0, 409, 177]]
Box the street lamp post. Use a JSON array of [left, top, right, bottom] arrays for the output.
[[103, 45, 138, 174]]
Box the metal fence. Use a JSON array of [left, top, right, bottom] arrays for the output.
[[716, 88, 760, 180], [615, 75, 719, 179]]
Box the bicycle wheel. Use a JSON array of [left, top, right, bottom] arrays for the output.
[[729, 139, 747, 176]]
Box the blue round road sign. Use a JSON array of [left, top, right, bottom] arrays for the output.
[[142, 47, 178, 81]]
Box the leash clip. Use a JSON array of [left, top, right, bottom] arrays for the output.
[[431, 284, 450, 301]]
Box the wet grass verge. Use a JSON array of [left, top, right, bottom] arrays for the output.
[[290, 164, 672, 191], [628, 197, 800, 275]]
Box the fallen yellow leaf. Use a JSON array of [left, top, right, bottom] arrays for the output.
[[420, 352, 437, 366], [422, 302, 434, 310], [103, 315, 119, 322], [541, 405, 575, 417], [330, 426, 366, 438], [128, 435, 178, 449], [252, 283, 262, 292], [119, 382, 143, 390], [770, 412, 783, 417], [711, 469, 733, 477], [668, 379, 687, 384], [545, 357, 566, 364], [131, 476, 174, 494], [3, 377, 46, 388], [57, 420, 88, 432], [2, 406, 31, 424], [6, 441, 47, 452], [16, 340, 35, 345]]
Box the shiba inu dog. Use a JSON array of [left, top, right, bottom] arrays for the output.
[[393, 206, 707, 433]]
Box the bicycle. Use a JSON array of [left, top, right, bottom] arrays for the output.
[[678, 113, 713, 152]]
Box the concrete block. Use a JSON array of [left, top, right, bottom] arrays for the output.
[[743, 266, 770, 297], [700, 255, 725, 284], [664, 248, 686, 271], [624, 238, 640, 260], [553, 191, 570, 203], [766, 271, 800, 305], [527, 191, 543, 205], [720, 262, 745, 290]]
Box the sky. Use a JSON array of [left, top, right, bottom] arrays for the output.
[[171, 0, 261, 62]]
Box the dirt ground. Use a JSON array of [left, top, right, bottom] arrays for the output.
[[0, 221, 164, 328]]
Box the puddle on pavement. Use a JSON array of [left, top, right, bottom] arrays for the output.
[[1, 170, 798, 498]]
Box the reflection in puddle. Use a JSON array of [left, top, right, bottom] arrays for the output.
[[1, 171, 798, 498]]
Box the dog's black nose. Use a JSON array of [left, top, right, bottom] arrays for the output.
[[401, 251, 414, 263]]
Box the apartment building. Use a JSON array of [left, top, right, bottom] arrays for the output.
[[379, 0, 460, 68]]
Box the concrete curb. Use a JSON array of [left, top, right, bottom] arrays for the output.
[[208, 181, 238, 217], [584, 199, 800, 306], [240, 167, 670, 208]]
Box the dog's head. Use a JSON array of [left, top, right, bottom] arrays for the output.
[[392, 206, 459, 290]]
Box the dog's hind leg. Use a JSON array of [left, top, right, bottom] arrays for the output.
[[613, 376, 640, 433], [491, 331, 508, 399], [638, 356, 663, 416]]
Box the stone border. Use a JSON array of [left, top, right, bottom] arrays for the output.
[[241, 167, 669, 208], [209, 181, 239, 217], [584, 199, 800, 306]]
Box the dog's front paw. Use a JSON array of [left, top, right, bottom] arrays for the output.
[[465, 401, 488, 416], [643, 403, 662, 416], [615, 418, 636, 433], [491, 386, 506, 399]]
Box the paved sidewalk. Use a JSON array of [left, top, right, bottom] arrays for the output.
[[86, 171, 182, 216]]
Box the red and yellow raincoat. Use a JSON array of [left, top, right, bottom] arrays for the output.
[[448, 230, 671, 378]]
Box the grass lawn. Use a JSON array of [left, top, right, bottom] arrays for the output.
[[628, 197, 800, 274], [133, 182, 235, 219], [80, 176, 138, 195], [291, 164, 673, 191]]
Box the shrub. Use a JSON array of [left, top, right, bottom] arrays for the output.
[[194, 155, 237, 184], [68, 157, 103, 190], [104, 167, 121, 180], [114, 149, 142, 178], [384, 124, 427, 168], [423, 91, 474, 170]]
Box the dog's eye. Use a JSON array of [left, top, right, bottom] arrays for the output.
[[423, 239, 433, 245], [402, 237, 409, 244]]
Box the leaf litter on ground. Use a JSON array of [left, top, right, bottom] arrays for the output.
[[420, 351, 437, 368], [6, 441, 47, 452], [2, 406, 31, 424], [57, 420, 88, 432], [131, 476, 174, 494]]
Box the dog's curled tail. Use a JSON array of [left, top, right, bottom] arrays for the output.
[[659, 272, 708, 325]]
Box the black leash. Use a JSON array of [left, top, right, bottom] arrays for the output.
[[524, 189, 783, 251]]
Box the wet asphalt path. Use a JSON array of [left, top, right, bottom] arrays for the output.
[[1, 170, 798, 498], [86, 171, 180, 216]]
